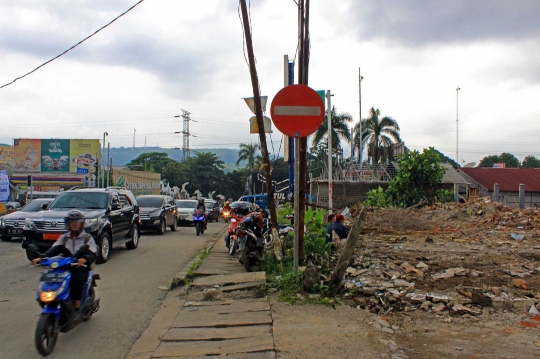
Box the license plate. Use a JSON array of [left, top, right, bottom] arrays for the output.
[[43, 233, 61, 241], [40, 273, 65, 283], [8, 229, 22, 234]]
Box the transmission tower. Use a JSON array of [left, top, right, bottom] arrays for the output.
[[175, 109, 191, 162]]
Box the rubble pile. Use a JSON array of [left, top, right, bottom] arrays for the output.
[[337, 197, 540, 317]]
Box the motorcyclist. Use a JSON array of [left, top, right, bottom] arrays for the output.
[[223, 201, 232, 213], [195, 198, 207, 229], [32, 210, 97, 311]]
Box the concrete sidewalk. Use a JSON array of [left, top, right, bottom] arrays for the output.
[[127, 230, 396, 359], [127, 232, 276, 358]]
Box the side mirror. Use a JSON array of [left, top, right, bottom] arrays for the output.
[[41, 202, 49, 209], [111, 203, 122, 210]]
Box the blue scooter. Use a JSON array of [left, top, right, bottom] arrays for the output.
[[193, 209, 206, 236], [28, 244, 100, 356]]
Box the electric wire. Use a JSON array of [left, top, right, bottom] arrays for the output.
[[0, 0, 146, 89]]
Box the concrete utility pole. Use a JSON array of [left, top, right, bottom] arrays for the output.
[[358, 68, 364, 165], [456, 86, 460, 164], [106, 142, 110, 187], [327, 90, 333, 214], [239, 0, 280, 237], [102, 132, 108, 188], [133, 128, 136, 148]]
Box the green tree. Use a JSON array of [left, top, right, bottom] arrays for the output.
[[308, 143, 336, 179], [498, 153, 520, 168], [479, 153, 520, 168], [522, 155, 540, 168], [431, 148, 460, 169], [353, 107, 401, 164], [478, 155, 499, 168], [311, 106, 352, 155], [183, 152, 226, 196], [224, 168, 250, 200], [236, 143, 261, 172], [386, 147, 445, 207], [126, 152, 176, 173]]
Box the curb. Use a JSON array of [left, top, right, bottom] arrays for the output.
[[169, 225, 228, 290]]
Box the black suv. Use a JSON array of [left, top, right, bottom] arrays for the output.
[[137, 195, 178, 234], [22, 187, 140, 263]]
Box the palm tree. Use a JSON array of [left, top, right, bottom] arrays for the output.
[[311, 106, 352, 155], [236, 143, 261, 172], [353, 107, 401, 164]]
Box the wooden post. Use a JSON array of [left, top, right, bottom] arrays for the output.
[[329, 209, 366, 293]]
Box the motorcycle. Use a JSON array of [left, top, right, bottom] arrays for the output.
[[224, 211, 246, 255], [28, 244, 100, 356], [235, 217, 264, 272], [193, 209, 206, 236], [222, 209, 232, 222]]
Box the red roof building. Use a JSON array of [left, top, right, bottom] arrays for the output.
[[459, 168, 540, 207]]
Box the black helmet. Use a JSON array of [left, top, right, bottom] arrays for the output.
[[198, 198, 204, 204], [65, 210, 85, 235], [262, 209, 270, 217], [65, 209, 85, 223]]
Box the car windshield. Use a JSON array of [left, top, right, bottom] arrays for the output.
[[176, 200, 197, 209], [231, 202, 250, 209], [206, 202, 214, 209], [21, 200, 48, 212], [49, 192, 108, 210], [137, 197, 164, 208]]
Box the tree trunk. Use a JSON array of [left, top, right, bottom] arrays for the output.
[[329, 209, 366, 294]]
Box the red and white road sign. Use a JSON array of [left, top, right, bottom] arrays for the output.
[[270, 84, 324, 138]]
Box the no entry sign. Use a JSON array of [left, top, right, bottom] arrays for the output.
[[270, 84, 325, 138]]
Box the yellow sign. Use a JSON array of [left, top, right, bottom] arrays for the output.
[[69, 139, 100, 174]]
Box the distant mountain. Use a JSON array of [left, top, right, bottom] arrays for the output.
[[108, 147, 242, 172]]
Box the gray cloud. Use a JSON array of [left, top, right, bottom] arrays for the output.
[[348, 0, 540, 46], [0, 0, 241, 97]]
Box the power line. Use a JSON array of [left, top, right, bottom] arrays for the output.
[[0, 0, 146, 89]]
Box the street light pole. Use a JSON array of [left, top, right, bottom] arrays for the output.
[[327, 90, 333, 214], [456, 86, 460, 164], [102, 132, 108, 188], [358, 68, 364, 166]]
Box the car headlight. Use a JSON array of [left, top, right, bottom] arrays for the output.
[[150, 210, 161, 218], [85, 218, 98, 228], [24, 218, 36, 229]]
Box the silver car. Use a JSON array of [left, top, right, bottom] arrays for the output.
[[175, 199, 198, 225]]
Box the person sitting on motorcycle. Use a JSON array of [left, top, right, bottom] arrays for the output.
[[195, 198, 208, 229], [223, 201, 232, 213], [32, 210, 97, 311], [246, 209, 269, 247]]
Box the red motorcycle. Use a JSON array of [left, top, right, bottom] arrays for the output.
[[224, 211, 245, 255]]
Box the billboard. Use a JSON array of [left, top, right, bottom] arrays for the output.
[[112, 170, 161, 196], [0, 170, 9, 202], [13, 139, 100, 174]]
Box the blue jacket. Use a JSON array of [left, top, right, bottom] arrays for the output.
[[326, 222, 349, 243]]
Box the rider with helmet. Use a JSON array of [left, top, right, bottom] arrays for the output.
[[195, 198, 208, 229], [32, 210, 97, 311], [223, 201, 232, 212]]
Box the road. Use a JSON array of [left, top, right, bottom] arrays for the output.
[[0, 221, 227, 359]]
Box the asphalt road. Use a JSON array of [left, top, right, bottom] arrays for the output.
[[0, 221, 227, 359]]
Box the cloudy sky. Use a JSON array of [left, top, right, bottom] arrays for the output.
[[1, 0, 539, 166]]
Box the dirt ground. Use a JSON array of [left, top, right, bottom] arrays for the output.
[[345, 198, 540, 358]]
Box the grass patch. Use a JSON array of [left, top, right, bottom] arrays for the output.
[[264, 255, 336, 305], [186, 246, 212, 280]]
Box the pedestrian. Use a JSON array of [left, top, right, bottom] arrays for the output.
[[326, 214, 348, 249]]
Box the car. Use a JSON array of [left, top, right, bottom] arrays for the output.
[[176, 199, 198, 225], [22, 187, 141, 263], [230, 201, 256, 217], [204, 199, 220, 222], [0, 199, 52, 241], [137, 195, 178, 234], [5, 201, 21, 213]]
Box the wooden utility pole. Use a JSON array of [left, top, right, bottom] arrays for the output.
[[239, 0, 280, 236], [298, 0, 310, 260]]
